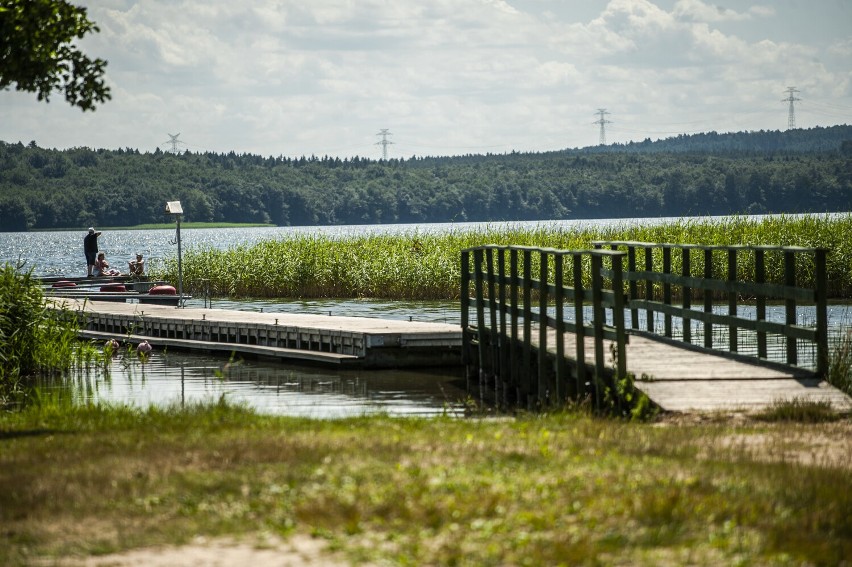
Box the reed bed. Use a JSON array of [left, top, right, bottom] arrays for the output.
[[153, 214, 852, 300]]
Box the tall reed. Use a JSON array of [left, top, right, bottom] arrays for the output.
[[152, 214, 852, 300], [0, 263, 85, 404]]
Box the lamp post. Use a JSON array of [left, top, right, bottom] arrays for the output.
[[165, 201, 184, 307]]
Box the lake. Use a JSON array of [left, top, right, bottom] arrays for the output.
[[4, 214, 849, 417]]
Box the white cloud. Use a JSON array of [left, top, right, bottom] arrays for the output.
[[0, 0, 849, 156], [673, 0, 760, 22]]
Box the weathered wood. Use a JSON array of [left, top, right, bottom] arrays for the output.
[[535, 329, 851, 413], [52, 299, 462, 369]]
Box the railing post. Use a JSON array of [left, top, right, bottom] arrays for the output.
[[486, 247, 499, 402], [538, 251, 549, 405], [815, 248, 828, 377], [703, 248, 713, 349], [755, 247, 767, 360], [591, 252, 605, 409], [611, 252, 627, 379], [522, 248, 533, 406], [663, 245, 672, 337], [510, 249, 519, 401], [728, 247, 738, 353], [497, 248, 508, 407], [473, 248, 487, 404], [627, 244, 639, 330], [461, 250, 470, 369], [572, 254, 586, 397], [644, 246, 654, 333], [554, 253, 566, 403], [784, 250, 797, 366], [681, 246, 692, 344]]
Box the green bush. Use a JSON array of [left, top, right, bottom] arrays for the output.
[[0, 263, 82, 403]]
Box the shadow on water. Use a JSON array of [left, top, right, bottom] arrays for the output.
[[35, 349, 471, 419]]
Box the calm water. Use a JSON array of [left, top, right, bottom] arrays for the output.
[[3, 214, 848, 417]]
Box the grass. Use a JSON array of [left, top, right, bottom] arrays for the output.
[[151, 214, 852, 300], [1, 399, 850, 566]]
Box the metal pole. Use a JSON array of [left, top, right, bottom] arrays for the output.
[[176, 214, 184, 307]]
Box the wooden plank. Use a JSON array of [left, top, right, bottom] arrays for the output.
[[534, 328, 851, 413], [636, 379, 852, 412]]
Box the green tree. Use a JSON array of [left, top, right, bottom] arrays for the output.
[[0, 0, 110, 111]]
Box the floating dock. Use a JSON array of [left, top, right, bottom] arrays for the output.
[[51, 299, 463, 368]]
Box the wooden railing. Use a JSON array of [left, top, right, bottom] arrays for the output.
[[592, 241, 828, 376], [461, 245, 627, 408]]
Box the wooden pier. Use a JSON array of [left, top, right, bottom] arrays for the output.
[[52, 299, 463, 369], [462, 244, 852, 413]]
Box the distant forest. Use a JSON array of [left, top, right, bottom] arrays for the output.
[[0, 125, 850, 231]]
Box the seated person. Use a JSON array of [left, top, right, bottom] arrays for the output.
[[128, 253, 145, 276], [94, 252, 121, 276]]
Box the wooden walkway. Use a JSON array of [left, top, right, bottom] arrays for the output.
[[52, 299, 463, 369], [52, 299, 852, 413], [544, 330, 852, 413]]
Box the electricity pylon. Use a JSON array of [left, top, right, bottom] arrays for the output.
[[375, 129, 393, 160], [594, 109, 611, 145], [782, 87, 800, 130]]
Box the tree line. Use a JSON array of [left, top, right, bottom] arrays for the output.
[[0, 125, 850, 231]]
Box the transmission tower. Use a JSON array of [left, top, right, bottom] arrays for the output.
[[375, 129, 393, 160], [594, 109, 611, 145], [162, 133, 185, 154], [782, 87, 800, 129]]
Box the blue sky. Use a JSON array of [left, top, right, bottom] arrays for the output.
[[1, 0, 850, 158]]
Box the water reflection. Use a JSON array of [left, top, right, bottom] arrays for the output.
[[39, 349, 470, 419]]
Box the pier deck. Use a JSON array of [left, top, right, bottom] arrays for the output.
[[538, 330, 852, 413], [53, 299, 463, 368]]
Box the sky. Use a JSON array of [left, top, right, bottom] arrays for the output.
[[1, 0, 851, 159]]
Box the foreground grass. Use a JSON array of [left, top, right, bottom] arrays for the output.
[[1, 401, 850, 565]]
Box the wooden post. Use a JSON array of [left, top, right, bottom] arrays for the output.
[[703, 248, 713, 349], [644, 246, 654, 333], [627, 244, 638, 330], [522, 248, 533, 405], [591, 253, 605, 409], [663, 245, 672, 338], [682, 246, 692, 344], [611, 252, 627, 379], [510, 249, 519, 401], [538, 251, 549, 405], [460, 250, 470, 369], [573, 254, 586, 397], [784, 250, 797, 366], [554, 253, 566, 403], [815, 248, 828, 377], [473, 248, 487, 404], [497, 248, 508, 407], [728, 247, 738, 353], [486, 247, 499, 398], [755, 247, 767, 360]]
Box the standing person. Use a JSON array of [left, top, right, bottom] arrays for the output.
[[83, 227, 102, 276]]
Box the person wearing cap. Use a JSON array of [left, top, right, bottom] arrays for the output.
[[128, 253, 145, 276], [83, 227, 102, 276]]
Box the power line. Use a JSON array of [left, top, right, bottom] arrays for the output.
[[782, 87, 801, 129], [593, 109, 611, 145]]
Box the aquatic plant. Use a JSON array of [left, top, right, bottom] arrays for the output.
[[152, 214, 852, 300], [0, 262, 84, 404]]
